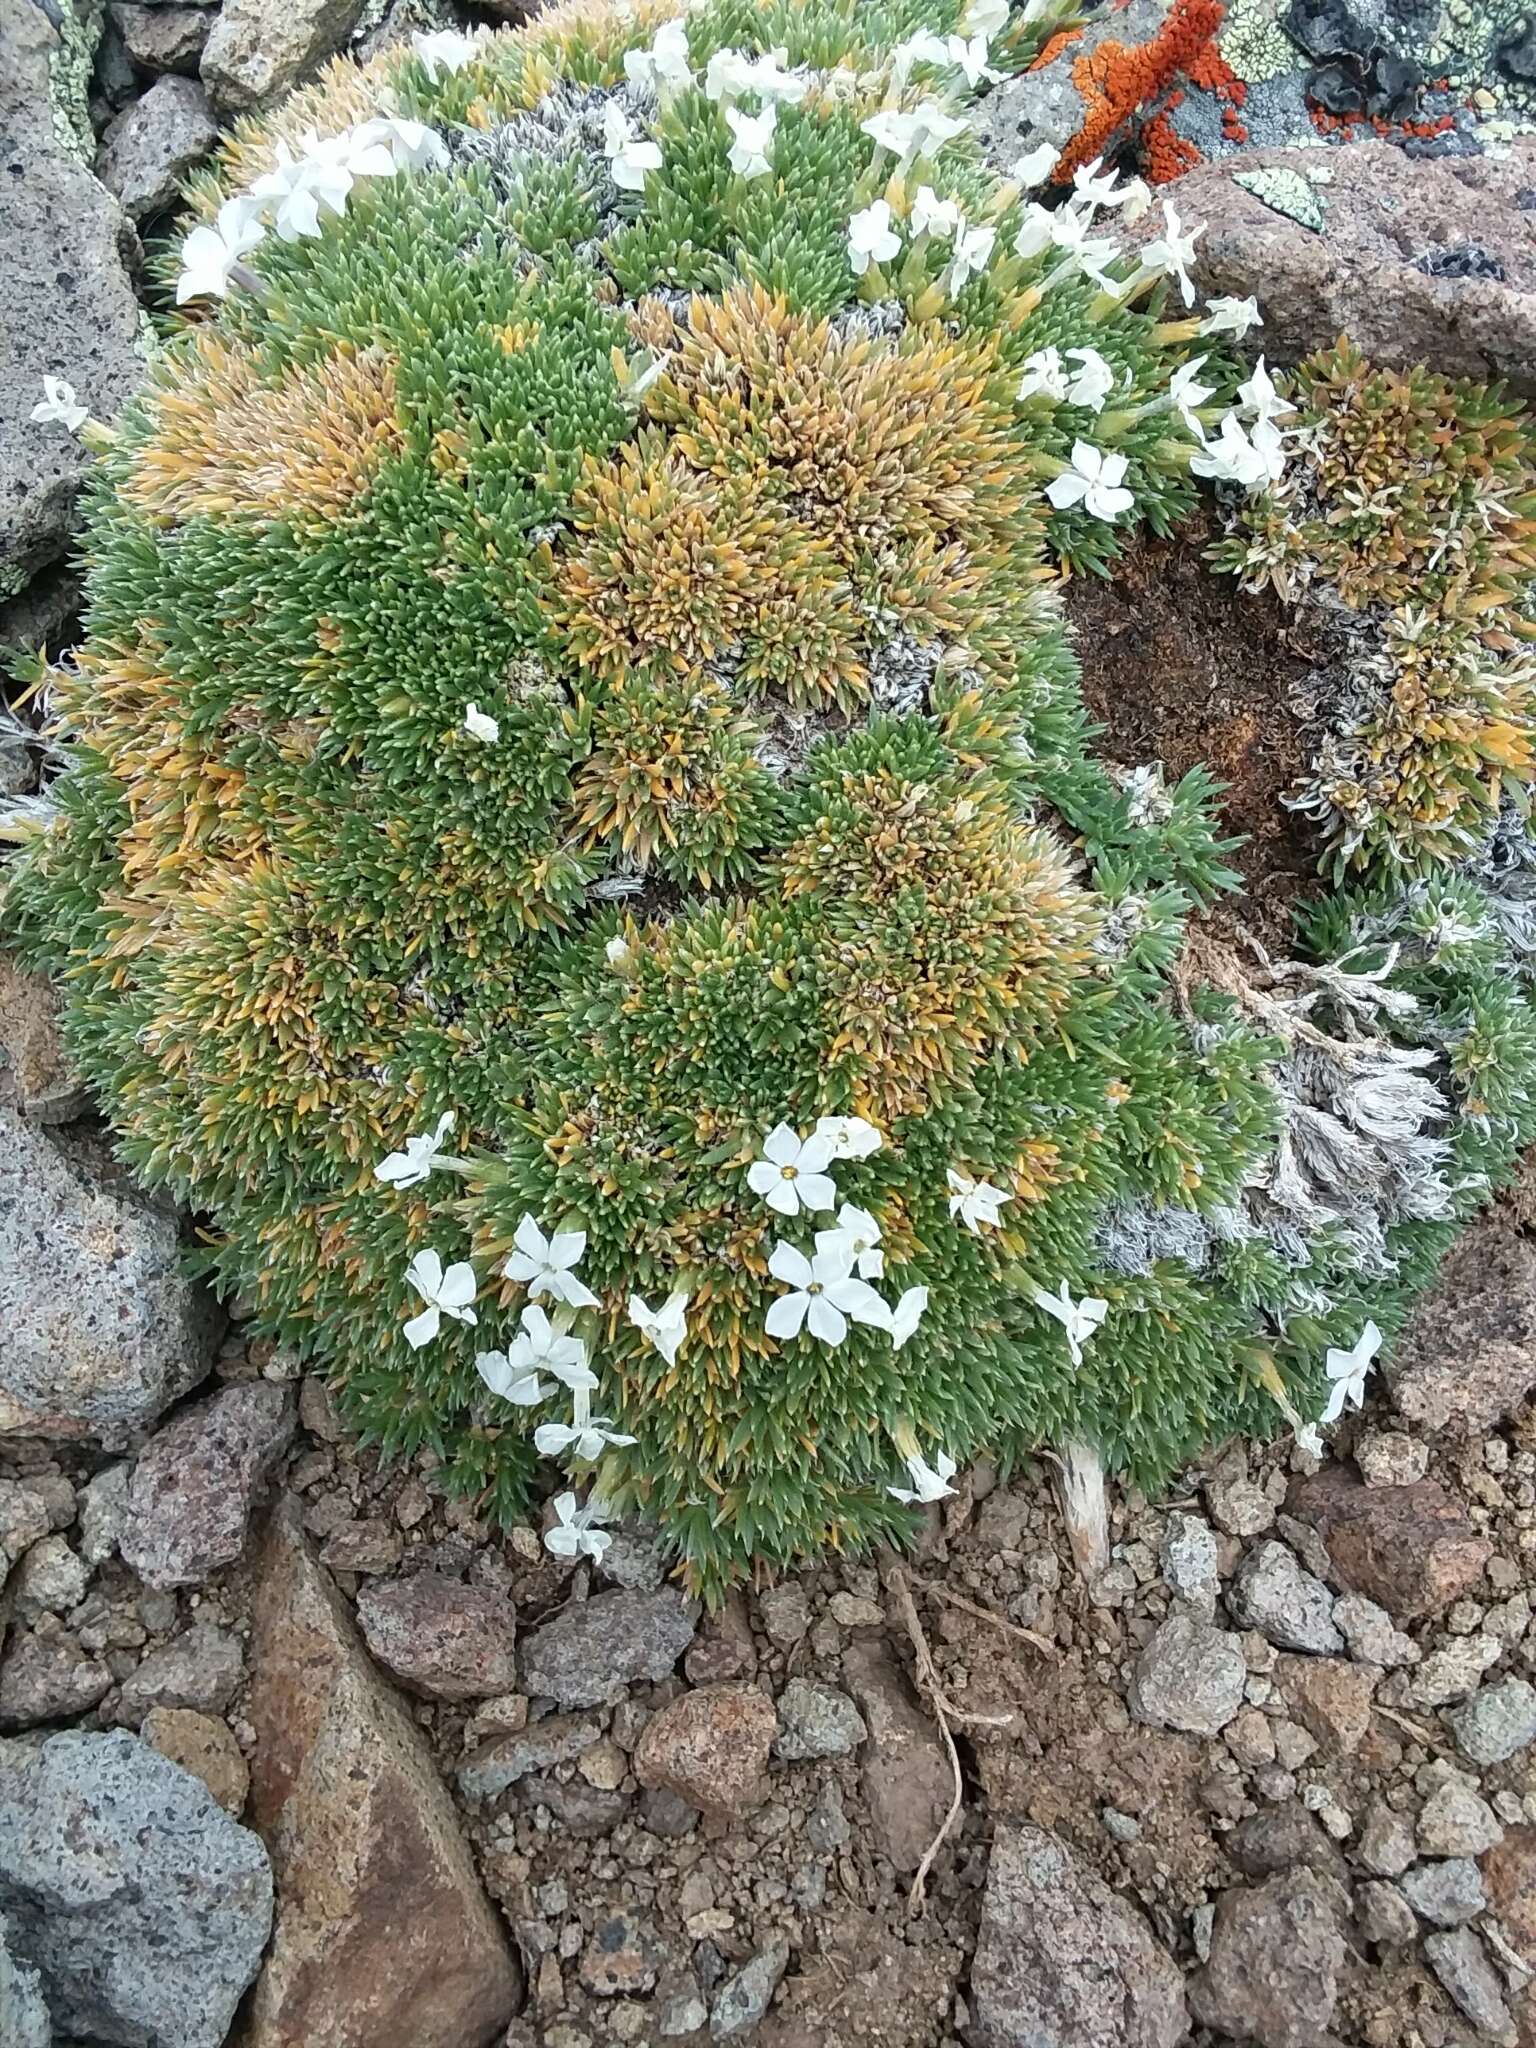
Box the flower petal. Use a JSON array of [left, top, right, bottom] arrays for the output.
[[764, 1291, 808, 1340]]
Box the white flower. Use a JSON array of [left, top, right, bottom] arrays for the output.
[[962, 0, 1011, 35], [889, 1447, 956, 1505], [175, 195, 265, 303], [764, 1240, 889, 1346], [947, 1168, 1012, 1233], [703, 45, 757, 101], [534, 1384, 637, 1461], [1294, 1423, 1325, 1459], [504, 1213, 601, 1309], [603, 102, 662, 191], [352, 113, 451, 173], [1188, 410, 1282, 491], [704, 45, 806, 104], [30, 376, 89, 432], [860, 102, 966, 165], [1071, 155, 1151, 217], [1168, 354, 1216, 433], [1236, 355, 1296, 425], [910, 184, 962, 240], [1140, 198, 1203, 305], [944, 220, 996, 296], [412, 27, 480, 78], [251, 142, 349, 243], [402, 1247, 478, 1349], [375, 1109, 456, 1189], [463, 702, 500, 743], [726, 103, 777, 178], [813, 1114, 883, 1161], [605, 934, 633, 967], [476, 1299, 596, 1408], [475, 1347, 549, 1406], [1013, 201, 1056, 259], [1010, 143, 1059, 188], [544, 1490, 611, 1562], [747, 1122, 838, 1216], [1320, 1319, 1382, 1425], [1048, 200, 1123, 287], [1017, 345, 1069, 402], [891, 28, 952, 82], [1064, 346, 1115, 412], [628, 1288, 690, 1367], [818, 1202, 883, 1280], [945, 31, 1003, 84], [848, 198, 902, 274], [887, 1285, 929, 1350], [1031, 1280, 1109, 1366], [624, 19, 693, 99], [1045, 440, 1135, 522], [1200, 293, 1261, 338]]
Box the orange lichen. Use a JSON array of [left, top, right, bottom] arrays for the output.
[[1053, 0, 1227, 183], [1031, 25, 1082, 70]]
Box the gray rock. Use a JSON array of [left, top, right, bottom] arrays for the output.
[[1355, 1881, 1418, 1948], [118, 1622, 244, 1723], [120, 1381, 294, 1589], [1356, 1799, 1418, 1879], [0, 1626, 110, 1729], [970, 0, 1166, 169], [757, 1581, 809, 1647], [1354, 1430, 1429, 1489], [0, 1727, 271, 2048], [0, 0, 144, 595], [1228, 1540, 1342, 1654], [0, 1910, 50, 2048], [1399, 1858, 1486, 1928], [577, 1912, 666, 1997], [519, 1772, 630, 1837], [200, 0, 366, 114], [711, 1937, 789, 2040], [1333, 1592, 1419, 1669], [1225, 1804, 1347, 1883], [109, 0, 208, 71], [1407, 1633, 1502, 1709], [1449, 1677, 1536, 1767], [356, 1570, 518, 1702], [1128, 1613, 1246, 1736], [457, 1714, 605, 1802], [78, 1461, 130, 1567], [594, 1520, 667, 1592], [0, 1480, 69, 1567], [1417, 1777, 1504, 1860], [0, 955, 88, 1124], [96, 75, 217, 220], [1188, 1872, 1345, 2048], [0, 1109, 220, 1442], [1204, 1449, 1276, 1540], [658, 1971, 709, 2038], [1424, 1928, 1515, 2042], [519, 1588, 697, 1709], [11, 1535, 88, 1617], [1161, 1511, 1219, 1617], [774, 1678, 866, 1762], [969, 1821, 1187, 2048]]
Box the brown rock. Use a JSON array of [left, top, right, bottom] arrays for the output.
[[0, 953, 87, 1122], [1287, 1468, 1490, 1621], [142, 1706, 249, 1814], [842, 1640, 952, 1875], [118, 1621, 244, 1723], [109, 0, 210, 73], [355, 1570, 517, 1701], [1387, 1214, 1536, 1437], [1484, 1827, 1536, 1970], [1164, 138, 1536, 394], [121, 1381, 294, 1589], [318, 1518, 402, 1575], [0, 1625, 110, 1728], [684, 1588, 757, 1683], [1273, 1655, 1376, 1757], [578, 1913, 666, 1997], [1188, 1872, 1346, 2048], [633, 1684, 775, 1821], [243, 1506, 521, 2048], [201, 0, 365, 114]]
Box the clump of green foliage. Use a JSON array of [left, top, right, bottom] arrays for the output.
[[1214, 340, 1536, 879], [9, 0, 1536, 1596]]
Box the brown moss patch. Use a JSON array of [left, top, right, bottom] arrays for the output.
[[1066, 521, 1325, 954]]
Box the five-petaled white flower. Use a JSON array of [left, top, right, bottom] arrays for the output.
[[463, 702, 500, 743], [910, 184, 962, 241], [534, 1384, 637, 1462], [737, 47, 808, 102], [887, 1285, 929, 1350], [1140, 198, 1203, 305], [402, 1248, 478, 1349], [889, 1447, 956, 1505], [603, 102, 662, 191], [1236, 356, 1296, 425], [813, 1114, 883, 1161], [1064, 346, 1115, 412], [355, 113, 451, 173], [376, 1109, 456, 1189], [175, 195, 265, 303], [945, 31, 1003, 84], [628, 1288, 690, 1366], [860, 102, 965, 164], [944, 220, 996, 297], [1012, 201, 1056, 260], [764, 1240, 889, 1346], [1189, 411, 1283, 491], [624, 19, 693, 99], [1047, 201, 1124, 288], [545, 1490, 611, 1562], [819, 1203, 884, 1280], [1010, 143, 1059, 189], [412, 26, 480, 77], [477, 1302, 596, 1406], [1017, 345, 1069, 403], [1200, 293, 1261, 338], [1168, 355, 1216, 433], [504, 1213, 601, 1308], [748, 1123, 838, 1216], [1045, 440, 1135, 522], [252, 142, 350, 242], [726, 103, 777, 178], [30, 376, 89, 432], [1031, 1280, 1109, 1366], [947, 1168, 1012, 1233], [1320, 1319, 1382, 1425], [848, 198, 901, 275]]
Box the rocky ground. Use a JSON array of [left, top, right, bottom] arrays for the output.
[[8, 934, 1536, 2047]]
